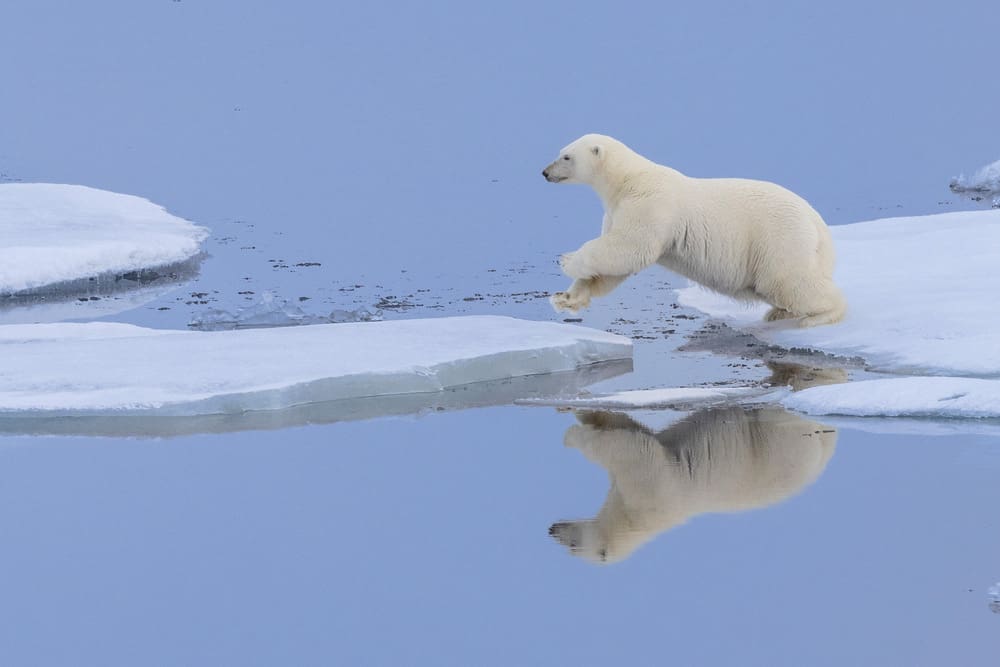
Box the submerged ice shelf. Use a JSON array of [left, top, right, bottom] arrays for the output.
[[189, 292, 382, 330], [0, 316, 632, 417], [516, 386, 768, 410], [0, 183, 208, 295], [783, 377, 1000, 420]]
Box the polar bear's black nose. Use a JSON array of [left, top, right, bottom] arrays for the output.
[[542, 169, 549, 179]]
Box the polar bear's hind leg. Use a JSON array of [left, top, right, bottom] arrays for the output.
[[778, 277, 847, 328]]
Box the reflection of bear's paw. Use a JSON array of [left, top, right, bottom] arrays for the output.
[[550, 290, 590, 313], [764, 307, 796, 322]]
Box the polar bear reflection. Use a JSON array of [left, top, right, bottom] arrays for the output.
[[550, 407, 836, 564]]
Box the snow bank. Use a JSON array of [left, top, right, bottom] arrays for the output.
[[950, 158, 1000, 195], [781, 377, 1000, 419], [0, 183, 208, 295], [678, 210, 1000, 377], [0, 316, 631, 415]]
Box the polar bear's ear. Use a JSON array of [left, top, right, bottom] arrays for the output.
[[591, 145, 601, 157]]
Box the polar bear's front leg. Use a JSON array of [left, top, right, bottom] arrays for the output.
[[550, 275, 628, 313], [560, 231, 659, 280], [551, 279, 593, 313]]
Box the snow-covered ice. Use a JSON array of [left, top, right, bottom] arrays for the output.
[[0, 316, 631, 416], [950, 158, 1000, 195], [678, 210, 1000, 378], [0, 183, 208, 295]]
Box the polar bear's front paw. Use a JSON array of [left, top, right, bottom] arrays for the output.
[[550, 290, 591, 313], [559, 251, 595, 280]]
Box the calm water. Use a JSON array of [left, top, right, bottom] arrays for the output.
[[2, 2, 999, 664]]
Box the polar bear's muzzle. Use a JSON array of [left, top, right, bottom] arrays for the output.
[[542, 160, 571, 183]]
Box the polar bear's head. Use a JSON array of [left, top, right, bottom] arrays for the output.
[[542, 134, 613, 185]]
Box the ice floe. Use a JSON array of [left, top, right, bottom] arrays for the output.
[[678, 210, 1000, 378], [0, 316, 631, 419], [0, 183, 208, 295]]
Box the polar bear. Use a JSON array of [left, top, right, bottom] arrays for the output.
[[542, 134, 846, 327], [549, 407, 837, 564]]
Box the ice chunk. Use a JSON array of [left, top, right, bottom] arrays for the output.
[[0, 316, 632, 416], [950, 158, 1000, 195], [0, 183, 208, 295], [189, 292, 382, 330], [782, 377, 1000, 419], [678, 210, 1000, 377]]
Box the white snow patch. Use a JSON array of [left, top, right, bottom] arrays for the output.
[[678, 210, 1000, 377], [950, 158, 1000, 195], [782, 377, 1000, 420], [0, 316, 631, 415], [0, 183, 208, 295], [517, 386, 769, 410]]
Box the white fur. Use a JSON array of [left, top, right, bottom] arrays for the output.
[[550, 407, 837, 564], [543, 134, 847, 327]]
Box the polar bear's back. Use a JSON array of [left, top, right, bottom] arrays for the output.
[[689, 176, 826, 244], [663, 176, 835, 294]]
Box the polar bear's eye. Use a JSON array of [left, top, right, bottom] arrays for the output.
[[562, 155, 570, 161]]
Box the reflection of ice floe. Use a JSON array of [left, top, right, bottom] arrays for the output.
[[0, 316, 631, 419], [189, 292, 381, 330], [950, 158, 1000, 196], [0, 183, 208, 295], [989, 582, 1000, 614], [0, 257, 202, 324], [550, 407, 836, 564]]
